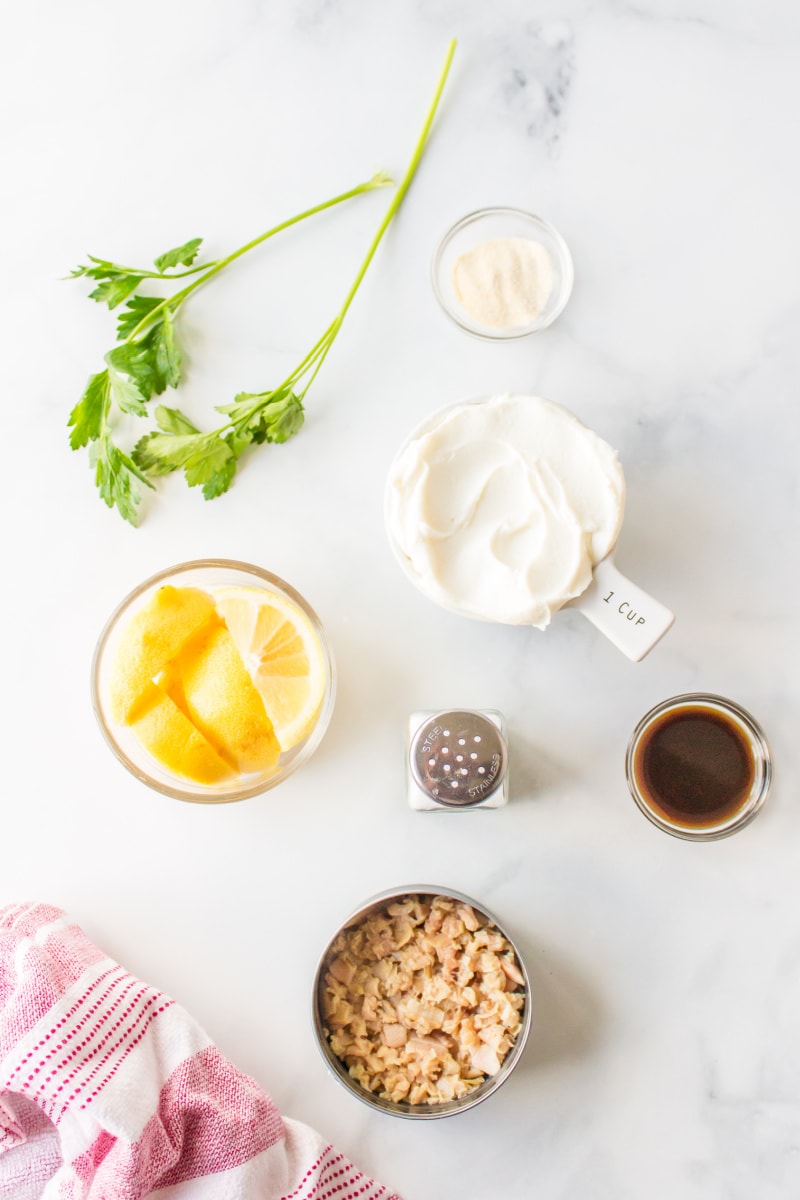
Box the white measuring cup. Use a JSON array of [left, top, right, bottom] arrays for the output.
[[385, 395, 674, 663]]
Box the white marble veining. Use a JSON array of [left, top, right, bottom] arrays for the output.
[[2, 1, 800, 1196]]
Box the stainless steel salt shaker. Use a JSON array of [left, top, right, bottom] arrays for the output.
[[407, 709, 508, 810]]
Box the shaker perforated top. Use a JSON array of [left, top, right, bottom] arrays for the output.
[[409, 710, 508, 807]]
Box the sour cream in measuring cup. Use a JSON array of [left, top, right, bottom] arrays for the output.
[[385, 394, 626, 630]]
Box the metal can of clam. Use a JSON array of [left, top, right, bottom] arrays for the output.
[[311, 885, 531, 1119]]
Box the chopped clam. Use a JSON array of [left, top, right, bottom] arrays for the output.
[[457, 904, 480, 932], [321, 895, 525, 1106], [469, 1044, 502, 1077], [328, 955, 356, 985], [501, 955, 526, 987], [383, 1023, 408, 1048]]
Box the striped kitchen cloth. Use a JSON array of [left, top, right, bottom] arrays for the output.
[[0, 903, 401, 1200]]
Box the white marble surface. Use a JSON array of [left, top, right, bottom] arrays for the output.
[[3, 1, 800, 1196]]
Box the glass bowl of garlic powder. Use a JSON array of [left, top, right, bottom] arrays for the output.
[[431, 206, 573, 340]]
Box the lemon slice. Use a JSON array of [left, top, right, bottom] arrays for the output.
[[213, 586, 327, 752]]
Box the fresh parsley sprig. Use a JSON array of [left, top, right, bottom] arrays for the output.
[[68, 175, 393, 524], [132, 39, 456, 510], [69, 238, 209, 307]]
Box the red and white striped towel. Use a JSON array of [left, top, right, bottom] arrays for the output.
[[0, 903, 401, 1200]]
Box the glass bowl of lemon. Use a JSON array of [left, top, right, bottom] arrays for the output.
[[92, 560, 336, 803]]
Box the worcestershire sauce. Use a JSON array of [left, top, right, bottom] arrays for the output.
[[633, 704, 755, 829]]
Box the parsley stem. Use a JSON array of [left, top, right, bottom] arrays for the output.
[[221, 320, 337, 430], [144, 265, 218, 280], [221, 40, 456, 427], [284, 321, 338, 387], [87, 257, 217, 281], [331, 39, 455, 333], [123, 171, 393, 345], [297, 38, 456, 397], [168, 173, 394, 308]]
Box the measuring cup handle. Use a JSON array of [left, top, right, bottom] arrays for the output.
[[572, 555, 674, 662]]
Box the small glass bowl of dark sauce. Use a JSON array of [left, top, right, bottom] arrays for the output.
[[626, 694, 772, 841]]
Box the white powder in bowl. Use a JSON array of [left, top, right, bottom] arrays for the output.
[[451, 236, 554, 329]]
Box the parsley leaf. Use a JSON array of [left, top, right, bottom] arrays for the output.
[[90, 437, 154, 527], [116, 295, 163, 340], [261, 392, 304, 443], [133, 406, 241, 498], [108, 368, 148, 417], [132, 389, 305, 501], [68, 370, 110, 449], [183, 437, 237, 491], [132, 429, 211, 476], [215, 388, 304, 444], [201, 439, 239, 500], [154, 310, 181, 388], [154, 238, 203, 272], [89, 275, 143, 309], [105, 342, 162, 403], [152, 404, 201, 436], [69, 259, 150, 309]]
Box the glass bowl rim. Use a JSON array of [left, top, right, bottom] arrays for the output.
[[625, 692, 772, 841], [91, 558, 336, 804], [431, 205, 574, 341], [311, 884, 532, 1119]]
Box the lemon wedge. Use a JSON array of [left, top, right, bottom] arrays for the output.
[[161, 621, 281, 774], [109, 585, 217, 723], [129, 683, 236, 785], [214, 586, 327, 751]]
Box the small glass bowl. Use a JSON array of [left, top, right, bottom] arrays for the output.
[[625, 693, 772, 841], [431, 206, 574, 340], [312, 886, 532, 1119], [92, 559, 336, 804]]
